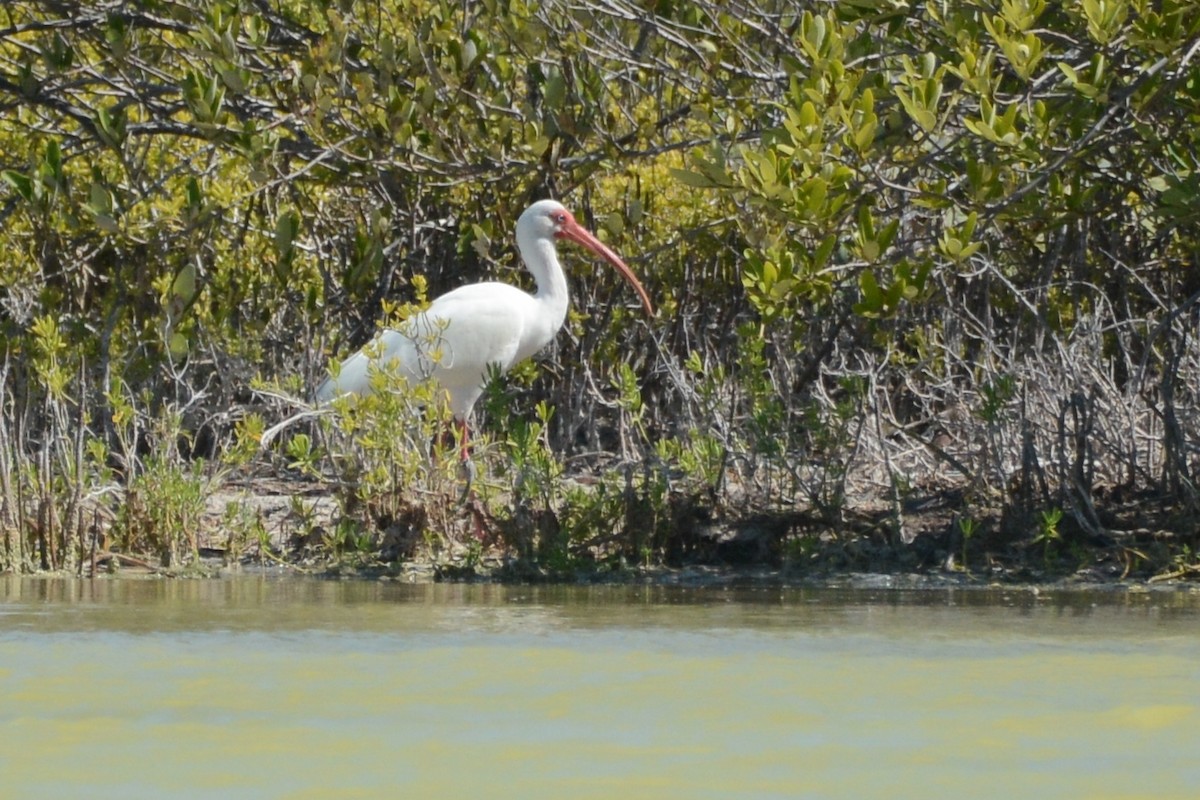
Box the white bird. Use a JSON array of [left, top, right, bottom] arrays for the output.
[[314, 199, 655, 459]]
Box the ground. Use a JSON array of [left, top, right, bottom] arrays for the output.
[[174, 473, 1200, 588]]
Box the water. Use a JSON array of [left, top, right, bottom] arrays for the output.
[[2, 577, 1199, 798]]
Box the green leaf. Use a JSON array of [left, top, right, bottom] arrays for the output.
[[185, 177, 203, 213], [858, 204, 876, 240], [813, 235, 837, 269], [669, 167, 716, 189], [895, 87, 936, 132], [804, 177, 828, 216], [2, 170, 34, 202], [95, 104, 126, 147], [44, 139, 62, 181], [171, 262, 198, 306], [88, 182, 111, 215], [168, 331, 189, 359], [87, 182, 118, 232], [859, 269, 882, 305], [543, 69, 566, 111], [275, 208, 300, 259], [1058, 62, 1100, 98]]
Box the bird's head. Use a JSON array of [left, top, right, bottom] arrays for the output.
[[518, 199, 655, 317]]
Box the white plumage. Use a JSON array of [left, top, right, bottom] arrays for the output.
[[314, 199, 654, 432]]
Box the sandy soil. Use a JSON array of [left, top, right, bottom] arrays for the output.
[[182, 474, 1200, 589]]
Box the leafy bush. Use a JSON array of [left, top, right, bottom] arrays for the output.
[[2, 1, 1199, 577]]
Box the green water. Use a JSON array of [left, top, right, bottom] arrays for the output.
[[2, 577, 1198, 799]]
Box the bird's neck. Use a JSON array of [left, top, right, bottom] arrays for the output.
[[519, 234, 570, 327]]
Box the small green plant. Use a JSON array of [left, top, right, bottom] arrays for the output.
[[462, 538, 483, 570], [978, 374, 1017, 425], [220, 499, 272, 565], [1038, 508, 1062, 539], [281, 495, 322, 559], [314, 351, 480, 563], [555, 477, 625, 568], [285, 433, 322, 476], [225, 414, 265, 470], [506, 402, 560, 488], [1034, 507, 1063, 564], [612, 361, 647, 456], [116, 455, 208, 568], [1151, 546, 1200, 582], [958, 515, 978, 570]]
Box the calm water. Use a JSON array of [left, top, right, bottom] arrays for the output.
[[2, 577, 1198, 799]]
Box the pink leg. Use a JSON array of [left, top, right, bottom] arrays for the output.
[[458, 418, 471, 464], [453, 418, 488, 543]]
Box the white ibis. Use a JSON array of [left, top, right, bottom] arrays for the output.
[[314, 199, 655, 461]]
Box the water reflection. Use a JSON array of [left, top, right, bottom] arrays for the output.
[[3, 573, 1199, 641], [2, 576, 1199, 798]]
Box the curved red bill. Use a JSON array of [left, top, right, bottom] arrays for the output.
[[558, 219, 655, 317]]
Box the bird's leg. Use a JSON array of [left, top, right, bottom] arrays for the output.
[[456, 418, 476, 498], [453, 419, 492, 543]]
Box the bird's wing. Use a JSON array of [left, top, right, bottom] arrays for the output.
[[314, 282, 538, 407], [313, 327, 420, 402], [420, 282, 535, 385]]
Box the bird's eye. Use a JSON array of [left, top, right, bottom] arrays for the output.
[[553, 213, 566, 224]]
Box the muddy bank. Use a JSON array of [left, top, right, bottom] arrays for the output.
[[136, 475, 1200, 590]]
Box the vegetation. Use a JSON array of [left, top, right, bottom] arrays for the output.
[[2, 0, 1199, 581]]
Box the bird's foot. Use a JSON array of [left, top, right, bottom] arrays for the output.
[[455, 456, 496, 544], [466, 496, 493, 544], [457, 457, 477, 505]]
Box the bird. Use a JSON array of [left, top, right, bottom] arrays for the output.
[[314, 198, 655, 464]]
